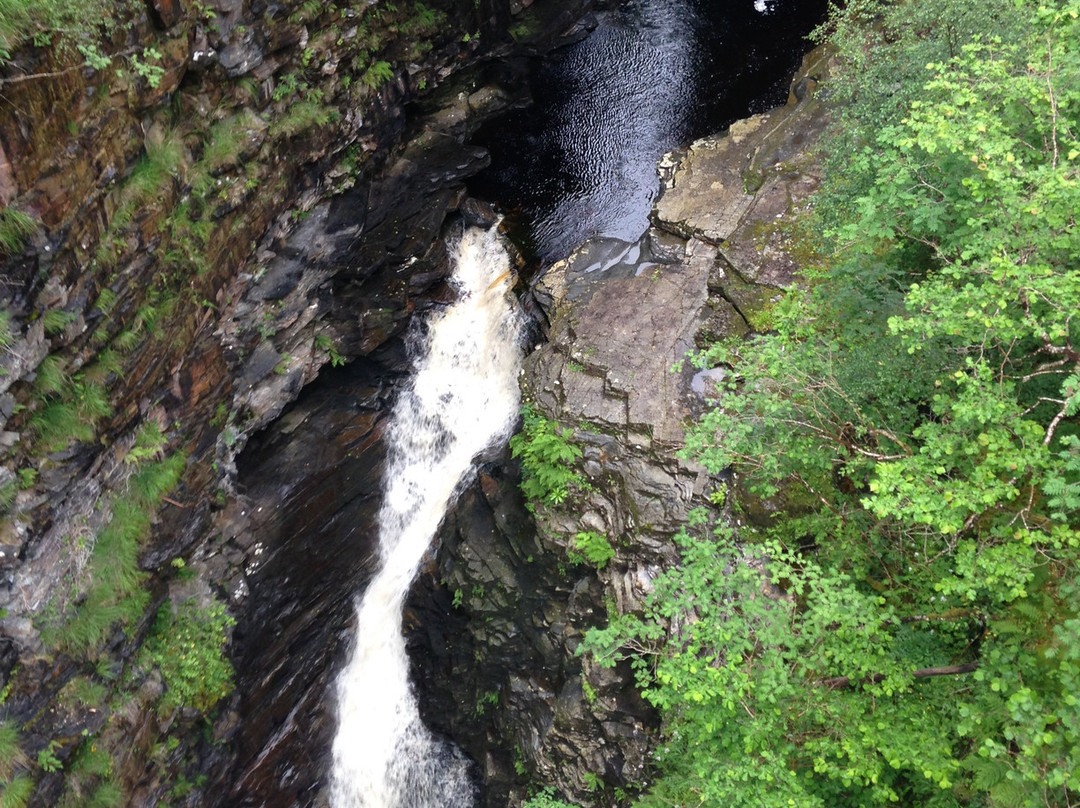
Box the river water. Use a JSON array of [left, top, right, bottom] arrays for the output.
[[469, 0, 828, 265]]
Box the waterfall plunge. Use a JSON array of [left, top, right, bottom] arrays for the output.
[[331, 226, 523, 808]]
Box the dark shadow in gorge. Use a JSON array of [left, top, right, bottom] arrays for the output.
[[212, 357, 395, 808], [467, 0, 830, 266], [209, 1, 831, 804]]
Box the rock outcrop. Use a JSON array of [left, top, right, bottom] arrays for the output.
[[0, 1, 600, 805], [420, 44, 835, 807]]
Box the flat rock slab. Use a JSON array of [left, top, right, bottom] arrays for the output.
[[655, 44, 834, 288], [654, 115, 771, 244], [528, 233, 715, 445]]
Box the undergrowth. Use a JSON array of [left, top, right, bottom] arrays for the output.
[[509, 403, 584, 509], [142, 595, 235, 714], [44, 452, 187, 657]]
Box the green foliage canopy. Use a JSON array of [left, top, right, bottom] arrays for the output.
[[584, 2, 1080, 806]]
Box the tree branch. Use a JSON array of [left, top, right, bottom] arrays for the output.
[[818, 662, 978, 690], [0, 45, 142, 88]]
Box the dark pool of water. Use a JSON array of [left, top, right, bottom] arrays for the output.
[[468, 0, 829, 266]]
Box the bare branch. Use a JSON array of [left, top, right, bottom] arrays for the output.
[[1046, 35, 1060, 170], [819, 662, 978, 690]]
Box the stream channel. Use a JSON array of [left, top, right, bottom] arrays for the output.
[[216, 0, 828, 805]]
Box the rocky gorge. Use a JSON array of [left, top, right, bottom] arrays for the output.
[[0, 1, 831, 806]]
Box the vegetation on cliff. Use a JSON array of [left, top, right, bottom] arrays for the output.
[[1, 0, 492, 803], [584, 0, 1080, 806]]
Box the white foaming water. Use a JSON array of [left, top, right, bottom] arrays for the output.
[[331, 225, 523, 808]]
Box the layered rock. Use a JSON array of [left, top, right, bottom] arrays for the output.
[[421, 45, 835, 807], [0, 1, 600, 805]]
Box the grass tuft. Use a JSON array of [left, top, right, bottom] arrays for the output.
[[33, 354, 67, 396], [0, 208, 36, 254], [41, 309, 76, 335], [0, 775, 33, 808], [269, 101, 339, 140], [47, 453, 186, 657], [0, 721, 27, 781]]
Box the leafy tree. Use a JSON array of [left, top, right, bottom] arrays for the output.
[[584, 1, 1080, 806]]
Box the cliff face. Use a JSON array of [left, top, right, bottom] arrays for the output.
[[408, 45, 834, 808], [0, 1, 595, 805], [0, 0, 831, 801]]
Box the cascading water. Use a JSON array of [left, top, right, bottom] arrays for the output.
[[330, 225, 523, 808]]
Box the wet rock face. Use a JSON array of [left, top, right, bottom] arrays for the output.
[[205, 361, 391, 808], [413, 48, 836, 808], [0, 0, 606, 805]]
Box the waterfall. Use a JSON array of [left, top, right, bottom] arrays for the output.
[[330, 225, 523, 808]]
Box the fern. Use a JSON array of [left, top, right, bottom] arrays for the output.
[[1044, 435, 1080, 521], [509, 404, 584, 508]]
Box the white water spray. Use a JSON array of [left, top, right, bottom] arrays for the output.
[[331, 225, 523, 808]]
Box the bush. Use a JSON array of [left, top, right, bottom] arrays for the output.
[[509, 404, 584, 508], [143, 596, 235, 714]]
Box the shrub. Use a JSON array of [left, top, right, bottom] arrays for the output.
[[143, 596, 235, 714], [509, 403, 584, 508]]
